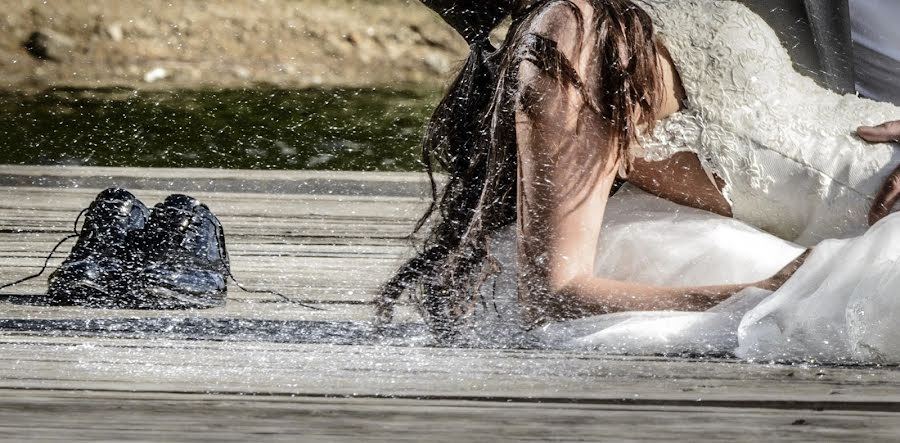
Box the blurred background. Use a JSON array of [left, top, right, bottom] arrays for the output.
[[0, 0, 470, 171]]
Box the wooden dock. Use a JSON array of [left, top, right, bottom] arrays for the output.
[[0, 165, 898, 442]]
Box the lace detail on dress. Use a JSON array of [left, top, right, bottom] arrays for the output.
[[637, 110, 773, 206], [634, 0, 900, 244]]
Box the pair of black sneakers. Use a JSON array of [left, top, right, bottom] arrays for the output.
[[45, 188, 230, 309]]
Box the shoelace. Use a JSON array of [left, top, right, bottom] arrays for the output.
[[208, 216, 324, 311], [227, 274, 324, 310], [0, 208, 88, 292], [153, 208, 325, 311]]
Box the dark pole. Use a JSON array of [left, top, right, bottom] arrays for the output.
[[419, 0, 516, 44]]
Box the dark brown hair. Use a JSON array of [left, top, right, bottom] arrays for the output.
[[377, 0, 663, 339]]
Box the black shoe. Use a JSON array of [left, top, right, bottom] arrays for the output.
[[46, 188, 150, 307], [125, 194, 230, 309]]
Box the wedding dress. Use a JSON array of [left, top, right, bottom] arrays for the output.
[[636, 0, 900, 245], [536, 185, 900, 363], [470, 0, 900, 363]]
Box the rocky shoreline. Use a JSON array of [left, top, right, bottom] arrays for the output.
[[1, 0, 470, 92]]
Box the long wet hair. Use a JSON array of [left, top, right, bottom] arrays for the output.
[[377, 0, 664, 338]]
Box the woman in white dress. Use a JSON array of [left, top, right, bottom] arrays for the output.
[[379, 0, 900, 362]]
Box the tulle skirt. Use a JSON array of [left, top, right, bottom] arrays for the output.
[[475, 185, 900, 364]]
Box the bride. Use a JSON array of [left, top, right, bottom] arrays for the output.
[[378, 0, 900, 362]]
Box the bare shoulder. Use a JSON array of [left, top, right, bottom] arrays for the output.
[[514, 1, 595, 118], [520, 0, 593, 54]]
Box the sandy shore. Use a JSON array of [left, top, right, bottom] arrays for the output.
[[0, 0, 470, 91]]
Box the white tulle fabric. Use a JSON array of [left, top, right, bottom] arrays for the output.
[[469, 1, 900, 363], [636, 0, 900, 246], [531, 186, 900, 363], [470, 186, 900, 363]]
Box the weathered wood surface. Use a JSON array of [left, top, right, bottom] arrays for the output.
[[3, 335, 900, 406], [0, 165, 899, 442], [2, 335, 900, 441], [5, 391, 900, 443], [2, 390, 899, 442]]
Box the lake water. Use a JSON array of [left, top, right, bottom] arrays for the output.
[[0, 87, 438, 171]]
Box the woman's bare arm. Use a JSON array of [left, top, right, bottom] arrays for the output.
[[514, 5, 780, 323], [858, 121, 900, 225], [515, 81, 759, 320]]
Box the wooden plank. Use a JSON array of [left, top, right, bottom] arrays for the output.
[[0, 301, 420, 324], [0, 165, 440, 197], [0, 252, 406, 302], [0, 336, 898, 407], [0, 187, 428, 229], [0, 390, 897, 442]]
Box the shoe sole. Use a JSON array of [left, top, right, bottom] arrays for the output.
[[46, 278, 114, 307], [142, 285, 226, 310]]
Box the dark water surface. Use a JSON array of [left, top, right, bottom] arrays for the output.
[[0, 87, 438, 171]]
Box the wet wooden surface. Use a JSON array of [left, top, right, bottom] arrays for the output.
[[0, 165, 898, 442]]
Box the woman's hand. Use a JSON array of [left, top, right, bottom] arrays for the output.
[[858, 120, 900, 143], [756, 249, 811, 291], [858, 120, 900, 225], [868, 165, 900, 226]]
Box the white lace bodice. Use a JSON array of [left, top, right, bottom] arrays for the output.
[[636, 0, 900, 245]]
